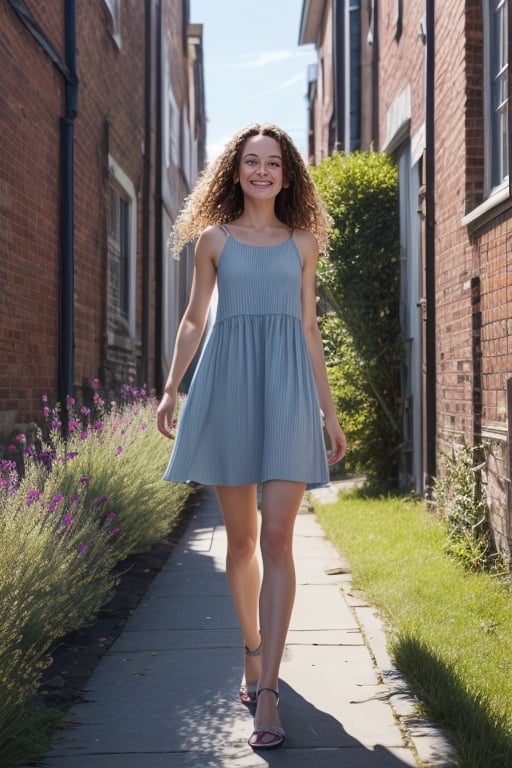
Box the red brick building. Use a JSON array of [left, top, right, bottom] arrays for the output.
[[300, 0, 511, 557], [0, 0, 205, 442]]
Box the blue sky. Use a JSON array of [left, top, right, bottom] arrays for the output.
[[190, 0, 316, 161]]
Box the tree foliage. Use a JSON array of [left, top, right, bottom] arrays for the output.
[[311, 152, 402, 488]]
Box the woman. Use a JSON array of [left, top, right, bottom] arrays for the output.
[[156, 123, 346, 749]]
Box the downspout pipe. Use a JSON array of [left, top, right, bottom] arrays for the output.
[[424, 0, 436, 487], [141, 0, 153, 387], [59, 0, 78, 427], [154, 0, 164, 394]]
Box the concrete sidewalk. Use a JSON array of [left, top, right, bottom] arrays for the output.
[[40, 486, 456, 768]]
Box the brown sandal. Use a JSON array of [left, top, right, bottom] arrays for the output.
[[248, 688, 285, 749], [239, 640, 262, 707]]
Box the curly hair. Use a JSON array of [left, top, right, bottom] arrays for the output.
[[169, 123, 331, 256]]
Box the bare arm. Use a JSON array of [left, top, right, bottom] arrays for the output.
[[297, 231, 347, 465], [156, 228, 220, 438]]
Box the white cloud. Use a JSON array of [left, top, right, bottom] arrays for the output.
[[239, 50, 294, 68], [241, 73, 305, 104]]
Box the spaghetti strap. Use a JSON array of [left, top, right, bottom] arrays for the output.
[[219, 224, 231, 238]]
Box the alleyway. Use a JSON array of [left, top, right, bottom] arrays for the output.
[[37, 487, 454, 768]]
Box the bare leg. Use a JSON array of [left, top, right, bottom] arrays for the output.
[[215, 485, 261, 686], [253, 480, 306, 742]]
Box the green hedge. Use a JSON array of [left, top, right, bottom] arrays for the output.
[[311, 152, 401, 488]]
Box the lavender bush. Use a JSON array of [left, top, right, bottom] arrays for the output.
[[0, 381, 193, 767]]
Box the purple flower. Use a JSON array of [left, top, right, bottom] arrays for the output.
[[26, 489, 41, 506], [78, 544, 89, 553], [70, 493, 78, 502], [42, 394, 48, 403], [48, 492, 64, 512], [106, 512, 116, 521], [92, 378, 101, 391], [111, 527, 120, 535], [79, 476, 90, 484], [93, 420, 103, 430], [80, 431, 88, 441], [63, 514, 74, 527], [7, 444, 16, 452], [16, 433, 27, 444], [115, 446, 123, 456], [93, 495, 109, 506], [43, 406, 50, 419]]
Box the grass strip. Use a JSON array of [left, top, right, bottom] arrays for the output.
[[314, 489, 512, 768]]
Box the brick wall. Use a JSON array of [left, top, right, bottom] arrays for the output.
[[0, 0, 202, 445], [374, 0, 512, 554], [0, 2, 65, 435]]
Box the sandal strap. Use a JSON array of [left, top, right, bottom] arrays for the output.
[[251, 724, 285, 738], [257, 687, 280, 703], [244, 641, 262, 657]]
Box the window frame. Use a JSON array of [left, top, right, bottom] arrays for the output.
[[462, 1, 510, 228], [108, 155, 137, 340], [483, 0, 509, 196], [104, 0, 121, 48]]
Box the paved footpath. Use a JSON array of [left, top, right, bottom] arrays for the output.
[[39, 485, 456, 768]]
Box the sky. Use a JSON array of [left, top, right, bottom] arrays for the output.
[[190, 0, 317, 161]]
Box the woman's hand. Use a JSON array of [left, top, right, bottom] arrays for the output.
[[156, 390, 177, 439], [325, 414, 347, 466]]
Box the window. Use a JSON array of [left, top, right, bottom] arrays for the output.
[[164, 35, 180, 169], [109, 188, 130, 320], [485, 0, 509, 193], [108, 156, 137, 340], [104, 0, 121, 47]]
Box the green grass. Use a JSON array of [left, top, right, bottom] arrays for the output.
[[314, 489, 512, 768]]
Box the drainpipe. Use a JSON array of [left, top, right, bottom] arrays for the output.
[[154, 0, 164, 394], [370, 0, 379, 148], [333, 0, 345, 151], [59, 0, 78, 426], [424, 0, 436, 487], [141, 0, 153, 386]]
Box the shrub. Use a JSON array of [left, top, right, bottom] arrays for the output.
[[319, 314, 385, 481], [311, 152, 402, 489], [431, 441, 507, 574], [0, 386, 194, 767]]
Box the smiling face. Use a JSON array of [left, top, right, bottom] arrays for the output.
[[234, 134, 288, 201]]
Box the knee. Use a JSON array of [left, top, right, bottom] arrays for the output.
[[227, 534, 258, 566], [260, 522, 293, 563]]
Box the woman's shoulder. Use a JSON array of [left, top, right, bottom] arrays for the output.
[[195, 225, 229, 261], [291, 229, 319, 264], [292, 228, 318, 246]]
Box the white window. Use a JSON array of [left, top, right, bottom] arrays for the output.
[[109, 188, 130, 320], [108, 156, 137, 340], [104, 0, 121, 48], [164, 35, 180, 169], [484, 0, 509, 193]]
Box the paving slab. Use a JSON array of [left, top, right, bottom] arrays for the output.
[[37, 485, 456, 768]]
